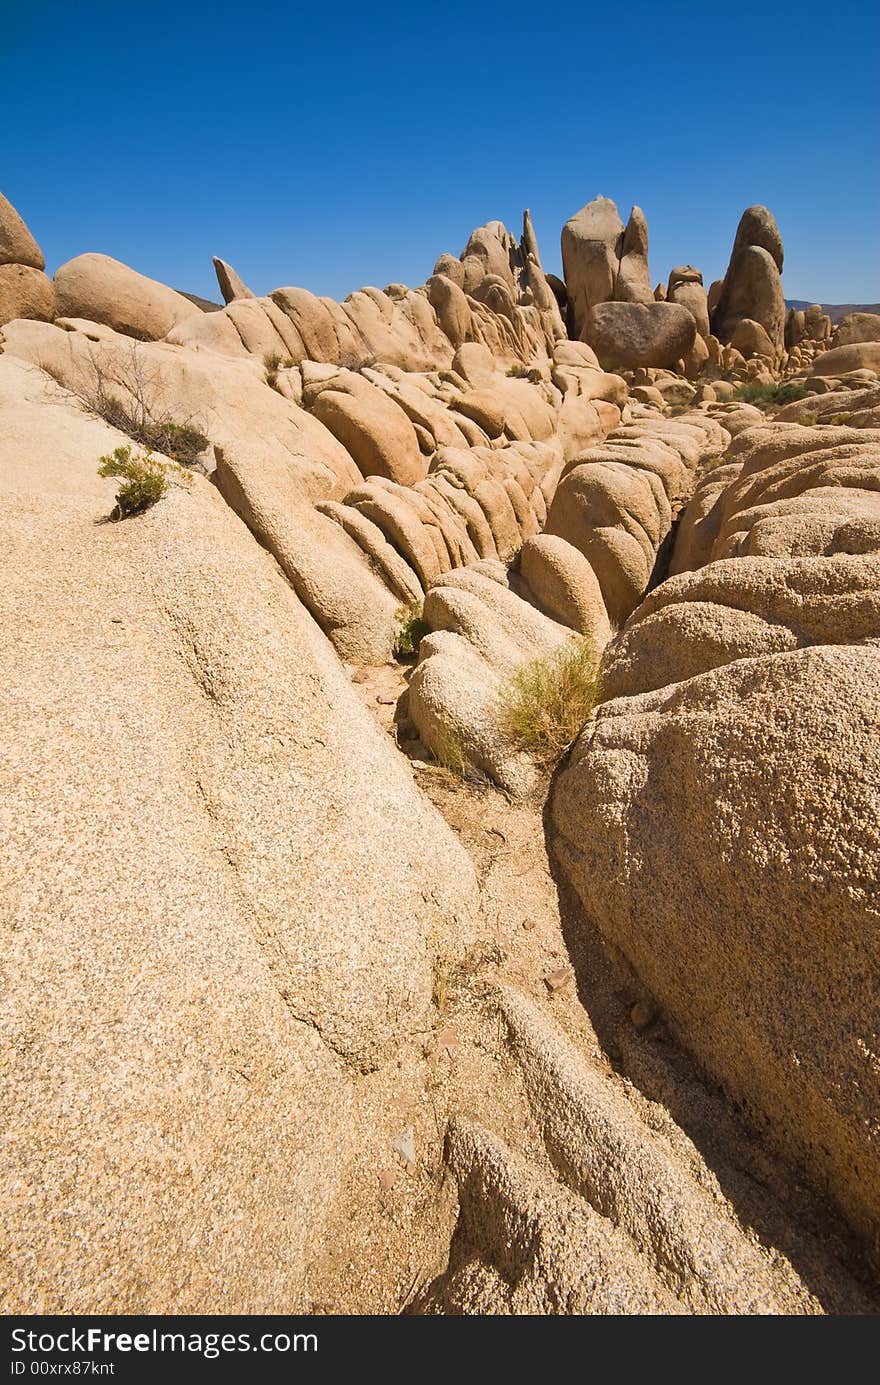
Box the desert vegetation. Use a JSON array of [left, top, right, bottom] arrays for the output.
[[499, 638, 600, 764]]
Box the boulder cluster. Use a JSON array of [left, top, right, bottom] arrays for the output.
[[1, 185, 878, 1313]]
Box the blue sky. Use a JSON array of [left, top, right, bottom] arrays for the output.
[[3, 1, 878, 305]]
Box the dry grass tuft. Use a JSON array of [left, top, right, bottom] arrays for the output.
[[499, 638, 600, 764]]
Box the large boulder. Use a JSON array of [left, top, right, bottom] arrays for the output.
[[667, 266, 710, 340], [713, 245, 786, 352], [808, 341, 880, 377], [803, 303, 831, 341], [729, 204, 784, 272], [835, 312, 880, 347], [785, 307, 807, 349], [543, 411, 728, 626], [407, 564, 573, 795], [614, 206, 653, 305], [729, 317, 777, 361], [561, 196, 625, 339], [1, 318, 360, 502], [554, 421, 880, 1253], [0, 319, 415, 663], [582, 300, 696, 370], [0, 264, 54, 327], [553, 637, 880, 1257], [0, 191, 44, 270], [0, 354, 477, 1311], [712, 206, 786, 352], [459, 221, 518, 296], [302, 367, 426, 486], [54, 253, 201, 341], [212, 256, 255, 303], [519, 533, 612, 643]]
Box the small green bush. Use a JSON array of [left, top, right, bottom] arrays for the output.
[[97, 445, 174, 518], [828, 412, 852, 425], [393, 603, 430, 660], [734, 381, 812, 410], [500, 638, 600, 764]]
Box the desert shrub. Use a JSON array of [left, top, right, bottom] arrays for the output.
[[506, 363, 530, 378], [82, 342, 208, 466], [828, 412, 852, 425], [734, 380, 813, 410], [499, 638, 600, 764], [263, 350, 295, 390], [431, 722, 469, 778], [97, 445, 174, 517], [393, 603, 430, 659], [336, 351, 375, 373]]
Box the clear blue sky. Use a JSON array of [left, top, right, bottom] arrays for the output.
[[3, 0, 878, 305]]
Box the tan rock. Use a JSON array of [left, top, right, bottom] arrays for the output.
[[0, 354, 477, 1310], [519, 534, 612, 643], [614, 206, 653, 305], [809, 342, 880, 377], [212, 256, 255, 303], [680, 334, 709, 380], [583, 301, 697, 370], [667, 267, 710, 340], [425, 273, 472, 347], [553, 633, 880, 1254], [303, 369, 425, 485], [2, 317, 359, 502], [561, 196, 625, 339], [835, 312, 880, 347], [54, 253, 200, 341], [730, 317, 777, 360], [0, 191, 44, 270], [715, 238, 787, 349], [407, 566, 573, 795], [544, 460, 662, 625], [0, 264, 54, 327], [630, 384, 666, 408]]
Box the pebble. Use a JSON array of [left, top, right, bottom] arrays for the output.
[[392, 1127, 416, 1166], [437, 1025, 460, 1057], [544, 968, 570, 993], [630, 1000, 656, 1030], [377, 1168, 397, 1191]]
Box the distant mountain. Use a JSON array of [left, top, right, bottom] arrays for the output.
[[177, 289, 223, 313], [785, 299, 880, 326]]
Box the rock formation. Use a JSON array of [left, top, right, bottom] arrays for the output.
[[711, 205, 786, 353], [1, 183, 878, 1316], [553, 422, 880, 1254], [0, 193, 53, 327], [54, 252, 201, 340], [582, 300, 697, 370], [561, 196, 626, 338], [212, 255, 255, 303]]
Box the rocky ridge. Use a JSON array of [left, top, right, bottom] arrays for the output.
[[0, 187, 878, 1315]]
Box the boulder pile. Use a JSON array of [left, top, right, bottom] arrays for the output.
[[553, 420, 880, 1252], [0, 182, 878, 1312]]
